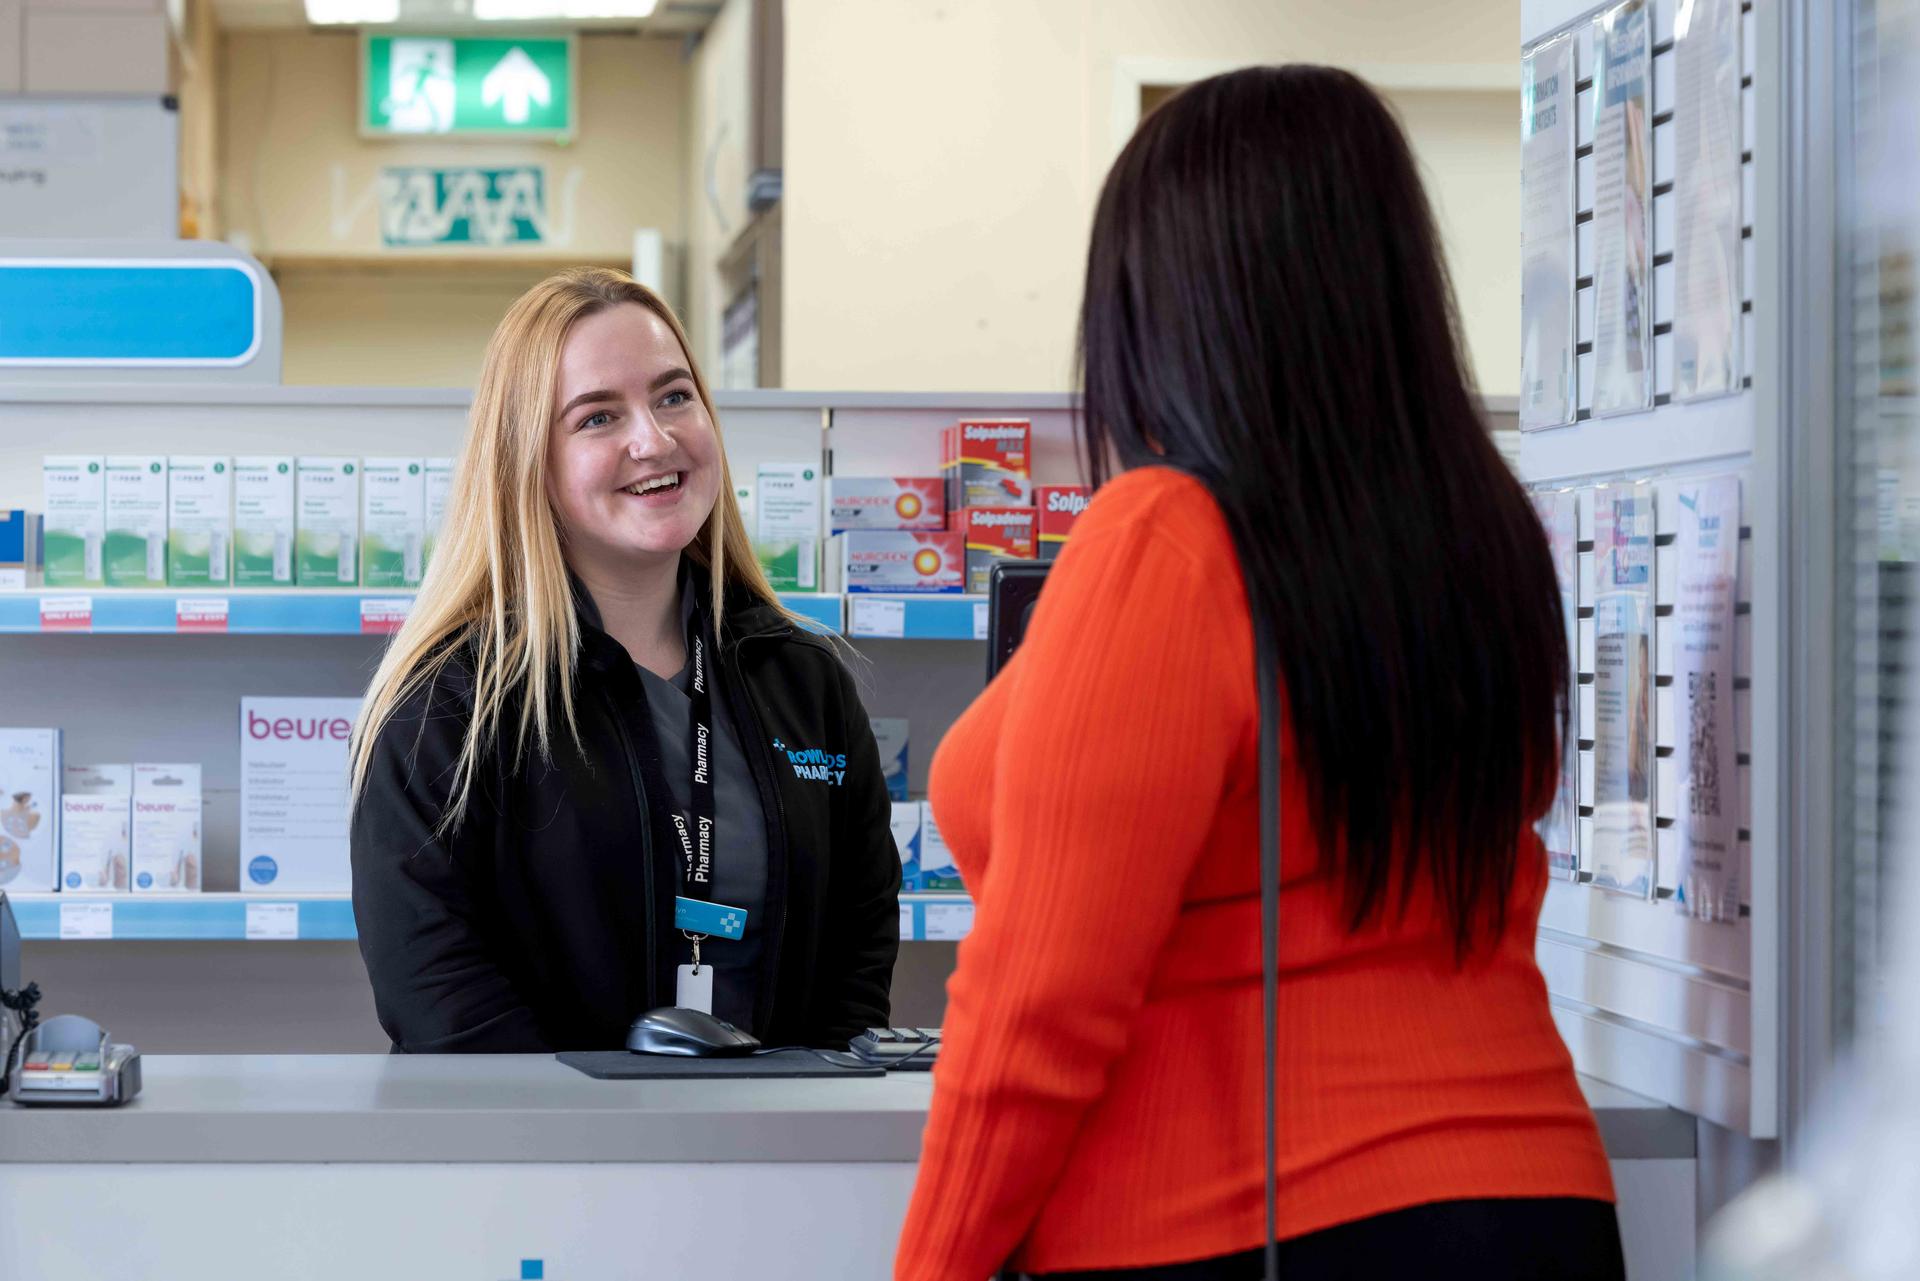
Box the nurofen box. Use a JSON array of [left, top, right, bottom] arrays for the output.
[[43, 457, 105, 588], [103, 456, 169, 588], [240, 697, 360, 892], [361, 458, 426, 588], [0, 510, 39, 590], [423, 457, 455, 572], [943, 419, 1032, 510], [755, 462, 822, 591], [131, 764, 202, 893], [167, 457, 233, 587], [962, 506, 1037, 594], [0, 728, 61, 893], [890, 802, 922, 892], [234, 456, 295, 585], [1034, 485, 1089, 561], [61, 764, 132, 893], [296, 458, 360, 587], [870, 717, 909, 801], [917, 800, 963, 891], [829, 477, 946, 533], [835, 531, 965, 594]]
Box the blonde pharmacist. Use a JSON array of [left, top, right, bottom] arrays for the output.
[[347, 269, 900, 1052]]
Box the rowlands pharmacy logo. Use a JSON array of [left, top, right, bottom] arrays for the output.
[[771, 738, 847, 786]]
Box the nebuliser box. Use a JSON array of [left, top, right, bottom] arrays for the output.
[[168, 457, 233, 587], [131, 763, 202, 892], [755, 463, 822, 590], [361, 458, 426, 588], [42, 456, 105, 588], [296, 458, 360, 587], [962, 506, 1037, 593], [890, 802, 922, 892], [234, 457, 296, 586], [423, 457, 455, 572], [943, 419, 1032, 510], [0, 728, 61, 893], [829, 477, 946, 533], [870, 717, 909, 801], [917, 801, 963, 891], [104, 456, 168, 588], [0, 510, 40, 590], [61, 764, 131, 893], [1034, 485, 1089, 561], [835, 531, 965, 594]]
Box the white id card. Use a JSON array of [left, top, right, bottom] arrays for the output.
[[675, 964, 714, 1014]]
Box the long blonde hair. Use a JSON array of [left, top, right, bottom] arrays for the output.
[[349, 267, 789, 832]]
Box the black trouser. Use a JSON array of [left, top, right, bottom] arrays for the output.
[[1017, 1197, 1626, 1281]]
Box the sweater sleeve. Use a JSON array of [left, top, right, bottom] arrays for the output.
[[895, 476, 1251, 1281]]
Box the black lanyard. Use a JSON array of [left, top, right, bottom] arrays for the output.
[[629, 587, 721, 911]]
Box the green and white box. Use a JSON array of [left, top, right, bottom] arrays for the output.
[[43, 456, 106, 588], [104, 456, 169, 588], [361, 458, 425, 588], [233, 457, 296, 586], [754, 462, 821, 591], [296, 458, 360, 587], [167, 457, 233, 587], [423, 457, 455, 572]]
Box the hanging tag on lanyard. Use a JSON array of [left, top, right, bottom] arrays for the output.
[[675, 936, 715, 1013], [665, 602, 749, 941]]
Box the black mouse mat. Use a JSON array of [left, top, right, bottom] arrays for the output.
[[557, 1050, 885, 1080]]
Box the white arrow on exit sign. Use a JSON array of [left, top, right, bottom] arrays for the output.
[[482, 47, 551, 125]]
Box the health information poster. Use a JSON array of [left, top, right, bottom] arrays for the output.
[[1532, 488, 1580, 874], [1522, 34, 1578, 430], [1673, 0, 1745, 400], [1590, 0, 1654, 417], [1590, 482, 1656, 896], [1672, 476, 1742, 919]]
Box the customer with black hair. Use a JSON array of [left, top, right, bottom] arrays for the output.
[[895, 67, 1621, 1280]]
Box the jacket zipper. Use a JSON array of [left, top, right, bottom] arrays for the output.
[[729, 627, 794, 1034], [599, 685, 659, 1010]]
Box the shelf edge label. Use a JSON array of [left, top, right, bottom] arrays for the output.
[[360, 597, 413, 634], [176, 597, 231, 633], [39, 595, 93, 631]]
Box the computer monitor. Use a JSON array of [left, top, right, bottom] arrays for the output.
[[986, 560, 1051, 680]]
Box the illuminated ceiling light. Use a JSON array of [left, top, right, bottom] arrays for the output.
[[304, 0, 399, 23], [472, 0, 658, 18]]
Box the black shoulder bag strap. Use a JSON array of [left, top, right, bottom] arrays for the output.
[[1255, 621, 1283, 1281]]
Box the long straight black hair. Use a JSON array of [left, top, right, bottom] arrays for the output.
[[1078, 66, 1567, 955]]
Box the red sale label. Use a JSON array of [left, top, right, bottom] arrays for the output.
[[359, 597, 412, 634], [176, 597, 230, 634], [39, 596, 93, 631]]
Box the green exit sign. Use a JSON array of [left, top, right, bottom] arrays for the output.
[[361, 35, 575, 140]]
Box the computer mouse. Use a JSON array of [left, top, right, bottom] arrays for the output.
[[626, 1006, 763, 1057]]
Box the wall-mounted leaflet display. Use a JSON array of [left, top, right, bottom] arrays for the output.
[[1589, 482, 1655, 896], [1532, 489, 1580, 873], [1672, 475, 1743, 920], [1673, 0, 1745, 401], [1521, 34, 1578, 431], [1590, 0, 1654, 418]]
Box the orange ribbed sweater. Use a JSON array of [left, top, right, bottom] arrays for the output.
[[894, 467, 1613, 1280]]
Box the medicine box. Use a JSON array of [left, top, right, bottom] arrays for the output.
[[167, 457, 233, 587], [962, 507, 1037, 594], [0, 510, 40, 590], [942, 419, 1032, 510], [890, 802, 922, 893], [361, 458, 426, 588], [43, 456, 105, 589], [0, 729, 62, 893], [917, 801, 963, 891], [870, 717, 909, 801], [60, 764, 132, 893], [835, 531, 965, 594], [755, 463, 822, 591], [423, 457, 455, 572], [131, 763, 201, 893], [234, 457, 296, 586], [240, 697, 360, 892], [829, 477, 946, 533], [296, 458, 360, 587], [1034, 485, 1089, 561], [104, 456, 168, 588]]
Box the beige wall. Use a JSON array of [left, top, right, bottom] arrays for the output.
[[682, 0, 756, 376], [782, 0, 1519, 394]]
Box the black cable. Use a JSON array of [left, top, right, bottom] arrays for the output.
[[0, 982, 43, 1098]]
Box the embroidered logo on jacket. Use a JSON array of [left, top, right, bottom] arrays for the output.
[[771, 738, 848, 786]]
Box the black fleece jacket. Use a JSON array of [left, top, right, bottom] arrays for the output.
[[350, 583, 900, 1052]]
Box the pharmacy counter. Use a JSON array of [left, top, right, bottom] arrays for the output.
[[0, 1057, 1696, 1280]]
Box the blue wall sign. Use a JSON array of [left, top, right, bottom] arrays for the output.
[[0, 258, 264, 367]]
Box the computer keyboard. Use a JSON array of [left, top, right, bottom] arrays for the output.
[[849, 1026, 941, 1070]]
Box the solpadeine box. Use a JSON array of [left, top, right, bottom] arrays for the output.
[[962, 507, 1037, 593], [942, 419, 1032, 510], [835, 531, 965, 593], [1034, 485, 1089, 561], [829, 477, 946, 533]]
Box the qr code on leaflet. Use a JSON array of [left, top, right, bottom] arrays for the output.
[[1688, 670, 1721, 818]]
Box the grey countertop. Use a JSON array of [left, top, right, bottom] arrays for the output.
[[0, 1056, 1694, 1165]]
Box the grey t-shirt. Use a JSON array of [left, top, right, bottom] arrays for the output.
[[634, 584, 769, 1031]]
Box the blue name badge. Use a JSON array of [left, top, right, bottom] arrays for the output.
[[675, 896, 749, 940]]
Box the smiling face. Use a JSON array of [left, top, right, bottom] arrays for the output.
[[544, 303, 723, 582]]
